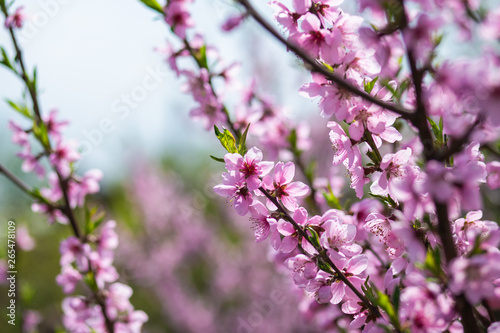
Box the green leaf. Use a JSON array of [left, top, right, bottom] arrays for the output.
[[5, 99, 32, 119], [84, 206, 105, 235], [197, 44, 208, 69], [369, 193, 397, 208], [306, 226, 321, 248], [32, 120, 50, 148], [366, 150, 379, 164], [364, 76, 379, 94], [214, 125, 237, 153], [238, 123, 251, 155], [138, 0, 164, 14], [210, 155, 225, 163], [427, 116, 442, 142], [423, 247, 443, 277], [0, 47, 15, 72], [288, 128, 298, 152], [392, 285, 400, 317], [323, 188, 342, 210], [83, 271, 98, 292], [376, 290, 400, 328]]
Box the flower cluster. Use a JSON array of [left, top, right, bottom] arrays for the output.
[[156, 0, 500, 331], [7, 109, 147, 332], [1, 4, 147, 327]]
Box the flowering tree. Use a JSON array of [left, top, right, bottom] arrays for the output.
[[2, 0, 500, 331], [138, 0, 500, 332]]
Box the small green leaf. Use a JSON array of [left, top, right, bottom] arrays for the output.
[[369, 193, 397, 208], [138, 0, 164, 14], [288, 128, 298, 152], [214, 125, 237, 153], [238, 123, 251, 155], [84, 206, 105, 235], [0, 47, 15, 72], [366, 150, 379, 164], [427, 117, 443, 143], [32, 120, 50, 148], [306, 226, 321, 248], [210, 155, 225, 163], [197, 44, 208, 69], [364, 76, 379, 94], [323, 186, 342, 210], [83, 271, 98, 292], [5, 99, 32, 119], [392, 285, 400, 316], [376, 291, 396, 319], [423, 247, 443, 277]]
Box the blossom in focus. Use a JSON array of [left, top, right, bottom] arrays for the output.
[[262, 161, 309, 211]]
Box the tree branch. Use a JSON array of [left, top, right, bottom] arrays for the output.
[[237, 0, 414, 120]]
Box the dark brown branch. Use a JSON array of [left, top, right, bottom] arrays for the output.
[[237, 0, 415, 120]]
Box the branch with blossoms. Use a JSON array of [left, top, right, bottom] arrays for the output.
[[139, 0, 500, 332], [1, 2, 147, 332]]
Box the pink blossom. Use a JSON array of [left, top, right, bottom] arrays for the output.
[[222, 14, 245, 32], [449, 252, 500, 304], [56, 265, 82, 294], [270, 1, 301, 33], [49, 139, 81, 177], [402, 14, 442, 62], [44, 109, 69, 141], [59, 236, 91, 271], [364, 212, 392, 244], [69, 169, 103, 208], [262, 161, 309, 211], [223, 147, 273, 191], [314, 252, 367, 304], [31, 202, 68, 225], [106, 282, 134, 320], [453, 210, 498, 255], [289, 13, 344, 65], [300, 73, 359, 120], [320, 214, 360, 256], [164, 1, 193, 39], [8, 120, 29, 148], [285, 254, 318, 287], [114, 310, 149, 333], [390, 165, 430, 221], [62, 297, 106, 333], [399, 281, 452, 333], [16, 226, 35, 251], [4, 7, 25, 29], [17, 147, 45, 179], [214, 172, 254, 216], [278, 207, 317, 254], [328, 121, 367, 198], [487, 161, 500, 189], [248, 201, 281, 250], [370, 148, 413, 198], [98, 220, 119, 260], [22, 310, 42, 333], [89, 251, 119, 289]]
